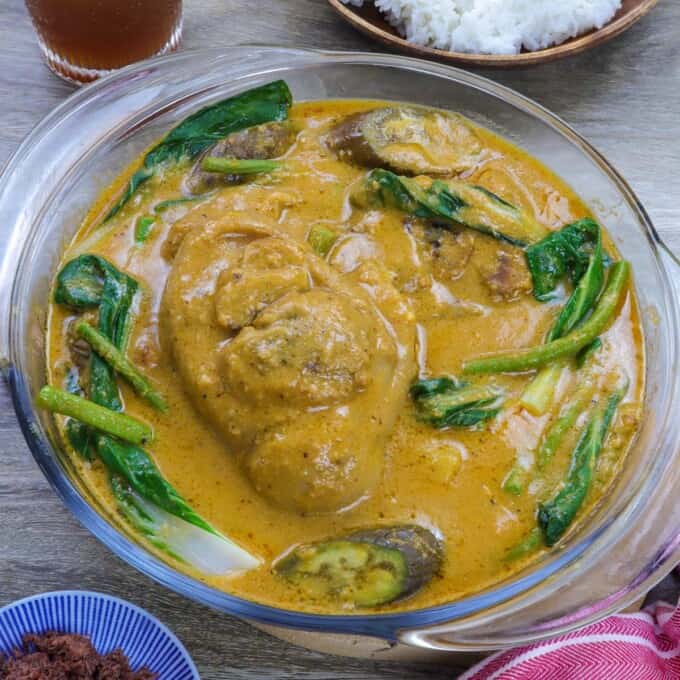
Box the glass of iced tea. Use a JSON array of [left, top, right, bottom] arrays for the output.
[[25, 0, 183, 85]]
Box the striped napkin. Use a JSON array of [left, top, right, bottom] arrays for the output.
[[461, 599, 680, 679]]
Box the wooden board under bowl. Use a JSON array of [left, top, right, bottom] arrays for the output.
[[327, 0, 659, 67]]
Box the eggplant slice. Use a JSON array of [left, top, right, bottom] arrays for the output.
[[326, 106, 482, 176], [275, 525, 443, 607], [185, 121, 294, 195]]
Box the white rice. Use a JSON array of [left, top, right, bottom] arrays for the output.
[[342, 0, 622, 55]]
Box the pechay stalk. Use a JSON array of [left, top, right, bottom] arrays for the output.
[[519, 363, 564, 416], [519, 226, 604, 414], [307, 224, 338, 257], [537, 379, 597, 470], [538, 384, 626, 546]]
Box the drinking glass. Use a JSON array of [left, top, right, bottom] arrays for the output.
[[25, 0, 183, 84]]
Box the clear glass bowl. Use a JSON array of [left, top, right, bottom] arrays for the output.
[[1, 47, 679, 651]]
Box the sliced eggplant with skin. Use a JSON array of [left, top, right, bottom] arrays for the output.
[[326, 107, 482, 176], [185, 121, 294, 195], [275, 525, 442, 607]]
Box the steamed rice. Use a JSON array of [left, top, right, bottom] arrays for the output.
[[342, 0, 623, 55]]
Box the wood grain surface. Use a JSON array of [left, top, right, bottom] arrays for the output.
[[1, 1, 679, 678]]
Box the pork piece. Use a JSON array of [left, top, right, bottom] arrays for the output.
[[419, 224, 475, 282], [66, 312, 97, 369], [163, 219, 416, 514], [326, 106, 482, 176], [184, 121, 294, 195], [214, 247, 311, 331], [480, 248, 533, 301]]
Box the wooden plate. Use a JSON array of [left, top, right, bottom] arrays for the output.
[[327, 0, 659, 67]]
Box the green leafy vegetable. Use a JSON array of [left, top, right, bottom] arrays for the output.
[[546, 226, 604, 341], [75, 322, 167, 413], [111, 475, 259, 573], [462, 261, 629, 375], [110, 475, 181, 559], [94, 382, 254, 573], [502, 466, 526, 496], [104, 80, 293, 221], [538, 383, 626, 546], [55, 256, 108, 308], [201, 157, 280, 175], [37, 386, 153, 445], [519, 221, 605, 414], [96, 434, 212, 532], [98, 426, 259, 574], [64, 365, 83, 396], [65, 420, 94, 461], [353, 169, 550, 247], [56, 254, 139, 457], [307, 225, 338, 256], [135, 215, 156, 243], [55, 254, 139, 412], [537, 378, 597, 470], [504, 528, 542, 562], [63, 366, 90, 457], [410, 377, 503, 428], [525, 218, 600, 302], [54, 257, 252, 573]]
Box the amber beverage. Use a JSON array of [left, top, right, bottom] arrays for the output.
[[25, 0, 183, 84]]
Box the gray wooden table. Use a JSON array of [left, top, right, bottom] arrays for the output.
[[1, 1, 679, 678]]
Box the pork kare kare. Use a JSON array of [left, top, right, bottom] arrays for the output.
[[43, 81, 643, 613]]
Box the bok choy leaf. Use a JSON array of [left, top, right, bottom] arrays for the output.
[[525, 218, 601, 302], [99, 436, 260, 573], [519, 220, 605, 414], [111, 475, 259, 573], [104, 80, 293, 220], [410, 377, 503, 428], [353, 169, 550, 247], [53, 256, 257, 573], [538, 381, 627, 546], [55, 254, 139, 455]]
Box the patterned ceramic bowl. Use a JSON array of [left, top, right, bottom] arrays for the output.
[[0, 590, 199, 679]]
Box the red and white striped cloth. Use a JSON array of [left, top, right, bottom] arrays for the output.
[[462, 599, 680, 679]]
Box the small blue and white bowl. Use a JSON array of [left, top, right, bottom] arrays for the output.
[[0, 591, 199, 679]]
